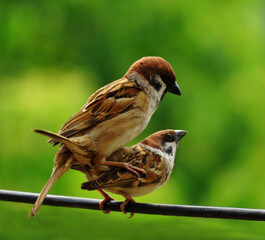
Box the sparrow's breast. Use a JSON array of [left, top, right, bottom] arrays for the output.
[[89, 90, 156, 157]]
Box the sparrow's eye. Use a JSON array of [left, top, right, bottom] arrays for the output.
[[150, 75, 162, 91], [165, 134, 175, 142]]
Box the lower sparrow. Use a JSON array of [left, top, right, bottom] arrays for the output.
[[80, 129, 187, 217]]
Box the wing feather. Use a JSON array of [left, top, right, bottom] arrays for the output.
[[49, 78, 142, 145], [81, 146, 163, 190], [81, 168, 137, 190]]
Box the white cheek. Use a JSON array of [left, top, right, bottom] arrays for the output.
[[154, 74, 167, 97], [163, 142, 177, 159], [165, 143, 176, 171], [141, 142, 176, 162], [128, 71, 167, 104]]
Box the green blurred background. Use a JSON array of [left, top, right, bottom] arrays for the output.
[[0, 0, 264, 239]]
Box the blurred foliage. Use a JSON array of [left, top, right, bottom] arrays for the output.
[[0, 0, 264, 239]]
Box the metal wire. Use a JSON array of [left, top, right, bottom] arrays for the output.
[[0, 189, 264, 221]]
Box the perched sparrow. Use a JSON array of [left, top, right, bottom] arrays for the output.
[[80, 129, 187, 217], [30, 56, 181, 217]]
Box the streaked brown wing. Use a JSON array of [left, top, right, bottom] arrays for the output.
[[81, 147, 162, 190], [81, 147, 139, 190], [49, 78, 142, 145], [81, 168, 138, 190]]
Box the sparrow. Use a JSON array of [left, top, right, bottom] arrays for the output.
[[80, 129, 187, 217], [30, 56, 181, 217]]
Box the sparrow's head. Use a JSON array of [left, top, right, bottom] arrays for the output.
[[125, 57, 182, 97], [141, 129, 187, 158]]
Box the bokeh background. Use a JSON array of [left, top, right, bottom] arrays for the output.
[[0, 1, 264, 239]]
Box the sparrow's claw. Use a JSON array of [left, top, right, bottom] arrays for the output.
[[118, 191, 135, 218], [128, 212, 135, 218], [104, 161, 146, 177], [99, 199, 113, 214], [120, 202, 135, 218], [97, 189, 114, 214]]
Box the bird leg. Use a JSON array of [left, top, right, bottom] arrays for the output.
[[118, 191, 135, 218], [97, 189, 114, 214], [104, 161, 146, 177]]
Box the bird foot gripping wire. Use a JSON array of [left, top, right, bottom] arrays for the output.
[[97, 189, 135, 217], [118, 191, 135, 218], [93, 189, 135, 218], [97, 189, 114, 214]]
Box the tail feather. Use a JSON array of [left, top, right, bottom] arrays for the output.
[[30, 128, 95, 217], [33, 129, 76, 149], [33, 129, 91, 157], [30, 164, 70, 218]]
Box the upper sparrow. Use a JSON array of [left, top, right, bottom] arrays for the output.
[[30, 57, 181, 217], [80, 129, 187, 217]]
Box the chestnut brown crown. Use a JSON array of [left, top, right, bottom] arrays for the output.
[[141, 129, 187, 152], [125, 57, 181, 95]]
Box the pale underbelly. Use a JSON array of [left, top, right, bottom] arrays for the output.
[[91, 110, 152, 157], [105, 183, 161, 197]]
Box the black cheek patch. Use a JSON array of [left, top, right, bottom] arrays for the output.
[[153, 81, 162, 91], [150, 75, 162, 91], [165, 146, 173, 155]]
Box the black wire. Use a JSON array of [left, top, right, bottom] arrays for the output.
[[0, 189, 264, 221]]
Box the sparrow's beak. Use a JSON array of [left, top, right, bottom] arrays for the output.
[[175, 130, 187, 141], [168, 82, 182, 96]]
